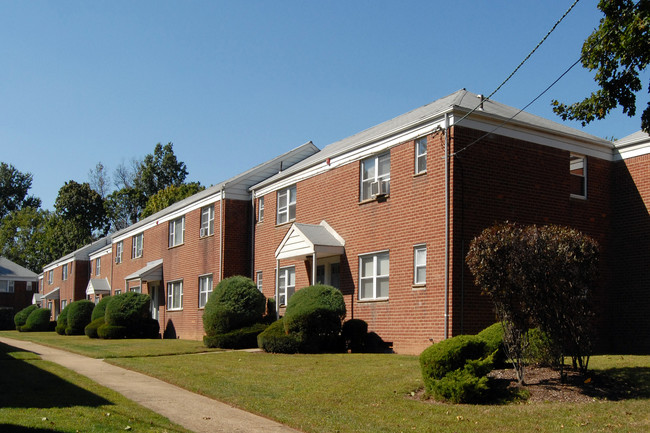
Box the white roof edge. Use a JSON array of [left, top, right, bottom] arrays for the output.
[[613, 130, 650, 160], [42, 236, 112, 271]]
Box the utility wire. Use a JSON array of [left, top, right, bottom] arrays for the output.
[[453, 0, 581, 128]]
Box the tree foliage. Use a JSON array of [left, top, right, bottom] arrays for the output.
[[88, 162, 111, 199], [466, 223, 598, 383], [134, 142, 188, 198], [552, 0, 650, 133], [0, 206, 55, 273], [141, 183, 204, 218], [0, 162, 41, 219], [104, 187, 147, 232]]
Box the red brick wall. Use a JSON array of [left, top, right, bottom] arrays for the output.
[[0, 280, 36, 313], [43, 260, 90, 319], [611, 154, 650, 351]]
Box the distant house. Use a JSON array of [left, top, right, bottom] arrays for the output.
[[0, 257, 39, 315]]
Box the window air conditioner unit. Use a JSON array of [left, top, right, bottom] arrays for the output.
[[372, 180, 389, 198], [115, 256, 120, 264], [370, 181, 380, 198], [379, 180, 389, 195], [200, 228, 207, 237]]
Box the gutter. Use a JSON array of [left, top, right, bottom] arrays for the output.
[[444, 112, 450, 340]]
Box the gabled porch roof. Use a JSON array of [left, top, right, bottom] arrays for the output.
[[275, 221, 345, 260], [42, 287, 60, 300], [125, 259, 163, 283], [86, 278, 112, 296]]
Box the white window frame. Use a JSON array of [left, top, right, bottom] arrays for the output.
[[360, 152, 391, 201], [48, 270, 53, 284], [0, 280, 15, 293], [115, 241, 123, 264], [132, 233, 143, 258], [278, 266, 295, 306], [359, 251, 389, 300], [114, 289, 122, 295], [61, 299, 67, 310], [62, 264, 68, 281], [130, 286, 141, 293], [415, 137, 427, 174], [169, 216, 185, 247], [167, 280, 183, 311], [198, 274, 213, 308], [570, 153, 587, 199], [200, 205, 214, 237], [258, 197, 264, 222], [256, 271, 263, 292], [95, 258, 101, 276], [413, 245, 427, 285], [26, 281, 32, 292], [276, 186, 296, 225]]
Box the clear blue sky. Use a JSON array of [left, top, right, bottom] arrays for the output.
[[1, 0, 647, 210]]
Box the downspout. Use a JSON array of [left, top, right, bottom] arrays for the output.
[[250, 192, 256, 278], [444, 112, 450, 340], [275, 259, 280, 320], [311, 252, 317, 285], [219, 185, 225, 281]]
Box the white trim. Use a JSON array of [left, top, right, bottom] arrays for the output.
[[89, 245, 112, 260], [166, 279, 184, 311], [43, 257, 76, 273]]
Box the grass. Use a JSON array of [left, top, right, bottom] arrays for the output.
[[0, 330, 220, 358], [0, 341, 192, 433], [1, 330, 648, 433]]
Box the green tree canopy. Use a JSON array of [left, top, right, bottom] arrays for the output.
[[0, 162, 41, 219], [104, 187, 147, 232], [0, 206, 55, 273], [552, 0, 650, 133], [54, 180, 108, 236], [135, 142, 188, 198], [141, 183, 204, 218]]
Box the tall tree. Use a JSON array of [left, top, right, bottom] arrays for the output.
[[141, 183, 205, 218], [54, 180, 108, 240], [135, 142, 188, 198], [113, 157, 141, 190], [552, 0, 650, 132], [104, 187, 147, 232], [88, 161, 111, 199], [0, 162, 41, 219], [0, 207, 54, 273]]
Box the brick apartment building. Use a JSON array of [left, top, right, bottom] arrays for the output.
[[37, 90, 650, 354], [0, 257, 39, 315]]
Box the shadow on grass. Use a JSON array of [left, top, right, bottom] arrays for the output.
[[585, 367, 650, 400], [0, 425, 64, 433], [0, 342, 111, 409]]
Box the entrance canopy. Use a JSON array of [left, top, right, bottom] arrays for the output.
[[42, 287, 60, 300], [86, 278, 112, 296], [275, 221, 345, 260], [125, 259, 163, 283]]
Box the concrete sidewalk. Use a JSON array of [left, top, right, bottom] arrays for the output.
[[0, 337, 301, 433]]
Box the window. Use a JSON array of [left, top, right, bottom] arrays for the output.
[[26, 281, 32, 291], [276, 186, 296, 225], [258, 197, 264, 222], [48, 270, 53, 284], [198, 274, 213, 308], [278, 267, 295, 306], [115, 289, 122, 295], [169, 216, 185, 247], [115, 241, 123, 264], [256, 271, 263, 292], [132, 233, 143, 258], [130, 286, 141, 293], [0, 280, 14, 293], [95, 258, 101, 276], [200, 205, 214, 237], [570, 154, 587, 198], [361, 152, 390, 200], [415, 137, 427, 174], [61, 299, 67, 310], [62, 264, 68, 281], [359, 251, 389, 300], [167, 280, 183, 310], [414, 245, 427, 285]]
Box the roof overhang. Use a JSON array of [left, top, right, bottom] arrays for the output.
[[32, 293, 42, 305], [275, 221, 345, 260], [86, 278, 112, 296], [125, 259, 163, 282], [42, 287, 60, 300]]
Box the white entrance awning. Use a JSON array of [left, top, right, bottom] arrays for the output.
[[42, 287, 60, 300], [86, 278, 112, 296], [275, 221, 345, 260], [125, 259, 163, 283], [32, 293, 42, 305]]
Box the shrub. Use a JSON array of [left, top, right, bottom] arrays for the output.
[[283, 284, 346, 353], [428, 367, 491, 404], [0, 308, 15, 330], [257, 318, 300, 354], [342, 319, 368, 353], [97, 324, 128, 339], [477, 322, 507, 368], [204, 323, 268, 349], [203, 276, 266, 336], [420, 335, 487, 382], [526, 328, 561, 367], [91, 296, 111, 321], [137, 318, 161, 339], [14, 305, 38, 331], [65, 300, 95, 335], [22, 308, 52, 332], [85, 317, 105, 338], [104, 292, 151, 336], [55, 305, 70, 335]]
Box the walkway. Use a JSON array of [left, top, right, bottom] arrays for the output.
[[0, 337, 301, 433]]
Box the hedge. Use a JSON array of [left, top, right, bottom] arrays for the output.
[[91, 296, 112, 321], [104, 292, 151, 335], [65, 300, 95, 335], [257, 318, 300, 354], [14, 305, 38, 331], [84, 317, 105, 338], [476, 322, 507, 368], [21, 308, 52, 332], [203, 276, 266, 336], [203, 323, 268, 349], [97, 324, 128, 339], [55, 305, 70, 335]]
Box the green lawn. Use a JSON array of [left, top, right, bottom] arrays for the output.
[[0, 341, 192, 433], [1, 330, 648, 433]]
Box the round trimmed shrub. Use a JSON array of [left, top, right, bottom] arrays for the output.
[[526, 328, 561, 367], [55, 305, 70, 335], [138, 318, 161, 339], [104, 292, 151, 336], [0, 308, 15, 330], [476, 322, 507, 367], [342, 319, 368, 353], [202, 276, 266, 336], [420, 335, 486, 382], [91, 296, 112, 321], [283, 284, 346, 353], [204, 323, 268, 349], [65, 300, 95, 335], [97, 323, 128, 339], [22, 308, 52, 332], [14, 305, 38, 331], [85, 317, 105, 338], [257, 318, 300, 354]]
